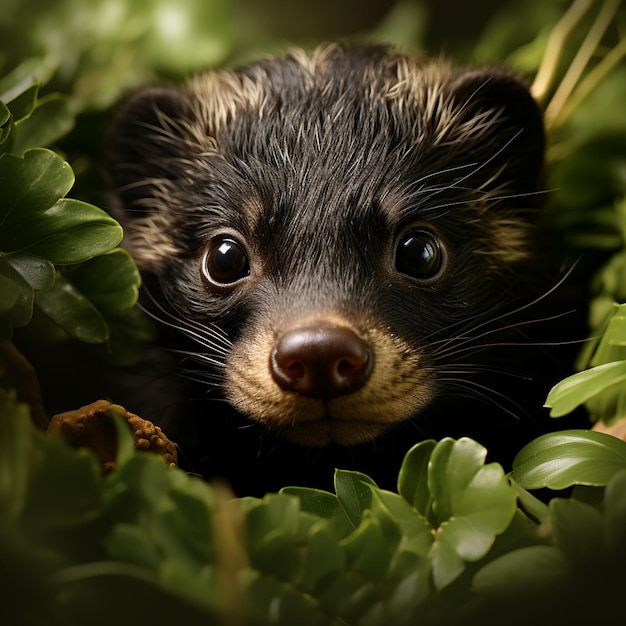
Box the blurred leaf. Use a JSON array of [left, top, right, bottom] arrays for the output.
[[604, 469, 626, 553], [0, 58, 54, 105], [472, 545, 568, 598], [10, 93, 74, 155], [589, 303, 626, 365], [341, 516, 393, 582], [512, 429, 626, 489], [550, 497, 604, 569], [0, 390, 34, 525], [4, 83, 39, 123], [370, 489, 433, 558], [140, 0, 233, 74], [35, 272, 109, 343], [0, 270, 21, 315]]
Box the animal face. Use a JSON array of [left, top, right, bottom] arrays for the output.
[[111, 44, 545, 448]]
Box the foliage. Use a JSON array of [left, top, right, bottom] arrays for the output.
[[1, 390, 625, 625], [0, 65, 146, 362], [1, 0, 626, 623]]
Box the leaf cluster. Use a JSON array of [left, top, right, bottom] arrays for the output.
[[0, 68, 147, 363], [2, 390, 625, 625]]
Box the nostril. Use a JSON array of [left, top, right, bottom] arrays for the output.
[[270, 322, 373, 399]]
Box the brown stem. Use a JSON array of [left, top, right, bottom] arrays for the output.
[[0, 340, 49, 430]]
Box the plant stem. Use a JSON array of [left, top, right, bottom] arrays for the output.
[[553, 36, 626, 128], [531, 0, 596, 105], [544, 0, 623, 128]]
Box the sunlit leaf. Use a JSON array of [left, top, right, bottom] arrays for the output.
[[427, 438, 517, 589], [545, 360, 626, 417], [512, 429, 626, 489]]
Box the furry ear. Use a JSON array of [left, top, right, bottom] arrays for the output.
[[110, 86, 194, 212], [447, 70, 545, 199]]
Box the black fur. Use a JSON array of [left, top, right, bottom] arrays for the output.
[[109, 45, 583, 496]]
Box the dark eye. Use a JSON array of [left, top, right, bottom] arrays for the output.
[[202, 238, 250, 288], [395, 230, 445, 280]]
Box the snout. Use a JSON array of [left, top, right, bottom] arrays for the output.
[[226, 313, 434, 446], [270, 322, 373, 399]]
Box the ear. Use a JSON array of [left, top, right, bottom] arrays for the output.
[[447, 69, 545, 199], [110, 86, 194, 212]]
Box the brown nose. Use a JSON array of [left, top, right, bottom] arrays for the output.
[[270, 323, 373, 399]]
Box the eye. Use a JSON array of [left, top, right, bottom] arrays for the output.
[[202, 237, 250, 288], [394, 230, 445, 280]]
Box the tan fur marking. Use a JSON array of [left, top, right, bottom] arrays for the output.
[[124, 213, 181, 272], [226, 314, 435, 447], [185, 70, 266, 141]]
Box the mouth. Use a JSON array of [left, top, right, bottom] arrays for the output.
[[276, 406, 392, 447]]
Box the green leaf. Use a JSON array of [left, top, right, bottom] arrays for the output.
[[296, 524, 345, 591], [334, 469, 377, 529], [427, 438, 517, 589], [340, 516, 393, 581], [545, 360, 626, 417], [472, 545, 568, 598], [245, 569, 334, 626], [605, 469, 626, 553], [3, 252, 55, 290], [0, 390, 34, 525], [280, 486, 340, 519], [35, 272, 109, 343], [397, 439, 436, 517], [5, 83, 39, 123], [0, 58, 53, 106], [0, 271, 21, 315], [3, 197, 123, 264], [0, 102, 12, 152], [512, 429, 626, 490], [508, 477, 551, 524], [0, 148, 74, 224], [550, 498, 604, 569], [0, 101, 10, 127], [91, 306, 156, 367], [0, 255, 36, 336], [370, 490, 433, 558], [10, 93, 74, 154], [64, 249, 139, 315]]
